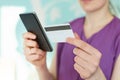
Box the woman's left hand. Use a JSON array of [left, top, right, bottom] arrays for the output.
[[66, 33, 102, 79]]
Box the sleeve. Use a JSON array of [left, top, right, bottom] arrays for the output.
[[115, 33, 120, 60]]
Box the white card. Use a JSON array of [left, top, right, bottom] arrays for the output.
[[45, 24, 74, 42]]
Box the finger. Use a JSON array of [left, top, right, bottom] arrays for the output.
[[74, 56, 96, 75], [24, 47, 37, 57], [23, 32, 36, 40], [24, 47, 31, 55], [66, 37, 100, 55], [30, 48, 46, 56], [24, 39, 39, 48], [73, 48, 101, 67], [24, 47, 46, 60], [73, 48, 91, 61], [74, 63, 85, 74], [24, 47, 46, 56], [74, 32, 80, 40], [74, 56, 88, 70], [26, 54, 42, 62], [73, 48, 100, 73], [74, 63, 89, 79]]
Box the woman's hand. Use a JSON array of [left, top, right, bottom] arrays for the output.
[[23, 32, 47, 68], [66, 33, 102, 79]]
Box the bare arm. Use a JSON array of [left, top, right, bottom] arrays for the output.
[[36, 45, 57, 80], [49, 51, 57, 80], [36, 62, 55, 80], [111, 54, 120, 80], [23, 32, 56, 80]]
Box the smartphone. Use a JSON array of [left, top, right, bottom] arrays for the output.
[[19, 12, 53, 52]]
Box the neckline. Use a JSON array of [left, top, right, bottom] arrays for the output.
[[81, 16, 116, 42]]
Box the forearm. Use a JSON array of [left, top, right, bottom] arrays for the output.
[[86, 67, 106, 80], [36, 65, 55, 80]]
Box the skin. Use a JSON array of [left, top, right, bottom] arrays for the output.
[[23, 0, 120, 80], [66, 33, 105, 79]]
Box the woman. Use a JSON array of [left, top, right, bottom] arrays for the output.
[[23, 0, 120, 80]]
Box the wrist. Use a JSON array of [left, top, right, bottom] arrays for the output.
[[86, 67, 106, 80], [35, 62, 54, 80], [35, 55, 47, 69], [36, 62, 47, 71]]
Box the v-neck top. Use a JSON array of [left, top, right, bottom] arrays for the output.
[[56, 16, 120, 80]]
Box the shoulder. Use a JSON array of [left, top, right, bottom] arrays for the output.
[[114, 17, 120, 41], [113, 17, 120, 59], [114, 16, 120, 23], [113, 16, 120, 30], [109, 16, 120, 38], [69, 17, 85, 26], [68, 17, 85, 32], [115, 32, 120, 49]]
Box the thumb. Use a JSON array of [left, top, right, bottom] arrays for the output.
[[74, 32, 80, 40]]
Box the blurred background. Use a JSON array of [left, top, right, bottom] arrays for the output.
[[0, 0, 85, 80]]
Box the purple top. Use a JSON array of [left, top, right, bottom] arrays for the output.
[[57, 16, 120, 80]]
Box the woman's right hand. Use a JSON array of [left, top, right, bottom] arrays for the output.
[[23, 32, 47, 68]]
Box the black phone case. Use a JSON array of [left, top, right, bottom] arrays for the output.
[[20, 13, 53, 52]]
